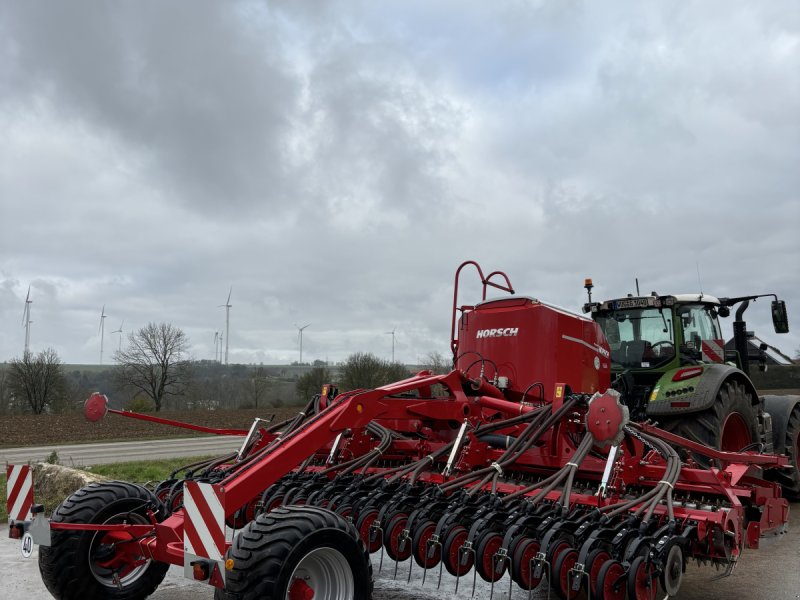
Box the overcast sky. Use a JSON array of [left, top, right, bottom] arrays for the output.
[[1, 1, 798, 367]]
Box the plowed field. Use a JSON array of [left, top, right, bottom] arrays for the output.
[[0, 407, 301, 448]]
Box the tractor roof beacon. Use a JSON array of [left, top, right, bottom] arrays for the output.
[[583, 279, 799, 497]]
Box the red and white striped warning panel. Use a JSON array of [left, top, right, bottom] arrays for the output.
[[6, 465, 34, 522], [183, 481, 226, 585], [701, 339, 725, 363]]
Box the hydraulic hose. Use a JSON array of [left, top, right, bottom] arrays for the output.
[[440, 398, 576, 494]]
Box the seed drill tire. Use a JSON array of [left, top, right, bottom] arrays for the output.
[[216, 505, 373, 600], [38, 481, 169, 600]]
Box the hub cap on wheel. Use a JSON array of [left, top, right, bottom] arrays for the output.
[[89, 512, 151, 588], [721, 412, 752, 451], [288, 547, 354, 600]]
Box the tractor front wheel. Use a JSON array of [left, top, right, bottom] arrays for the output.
[[38, 481, 169, 600], [218, 505, 372, 600], [661, 380, 758, 462]]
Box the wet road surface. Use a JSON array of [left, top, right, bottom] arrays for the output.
[[3, 506, 798, 600]]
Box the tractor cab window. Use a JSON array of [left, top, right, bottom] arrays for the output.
[[678, 304, 723, 359], [595, 307, 675, 368]]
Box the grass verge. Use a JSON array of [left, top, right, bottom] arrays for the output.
[[85, 455, 216, 483], [1, 456, 213, 523]]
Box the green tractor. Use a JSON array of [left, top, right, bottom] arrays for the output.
[[582, 280, 800, 498]]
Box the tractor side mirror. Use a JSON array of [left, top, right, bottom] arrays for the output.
[[772, 300, 789, 333]]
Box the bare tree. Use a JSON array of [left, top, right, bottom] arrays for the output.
[[114, 322, 191, 412], [340, 352, 411, 391], [0, 363, 13, 414], [7, 348, 67, 414], [246, 366, 270, 408], [296, 366, 333, 403], [419, 351, 452, 374]]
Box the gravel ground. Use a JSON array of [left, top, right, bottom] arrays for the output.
[[2, 507, 798, 600]]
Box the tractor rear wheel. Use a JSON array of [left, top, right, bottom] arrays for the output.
[[660, 381, 758, 462], [774, 404, 800, 500], [218, 505, 372, 600], [38, 481, 169, 600]]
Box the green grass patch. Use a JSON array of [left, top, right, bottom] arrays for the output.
[[85, 456, 216, 484]]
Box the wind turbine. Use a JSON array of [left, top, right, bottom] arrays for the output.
[[295, 323, 310, 364], [385, 328, 396, 363], [219, 287, 232, 365], [213, 331, 220, 363], [111, 320, 124, 352], [21, 285, 33, 356], [99, 306, 108, 364]]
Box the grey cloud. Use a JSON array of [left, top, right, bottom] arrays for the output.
[[0, 1, 797, 365]]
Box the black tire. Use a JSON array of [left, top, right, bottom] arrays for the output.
[[474, 531, 505, 582], [382, 512, 411, 562], [774, 404, 800, 500], [627, 555, 657, 600], [38, 481, 169, 600], [511, 538, 543, 591], [442, 524, 472, 577], [660, 380, 758, 462], [552, 547, 578, 600], [217, 505, 373, 600], [411, 519, 440, 569]]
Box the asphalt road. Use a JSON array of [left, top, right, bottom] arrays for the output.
[[0, 436, 242, 467], [2, 507, 798, 600]]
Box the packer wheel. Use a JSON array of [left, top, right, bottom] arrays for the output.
[[218, 505, 372, 600], [355, 508, 381, 553], [38, 482, 169, 600], [595, 559, 626, 600], [627, 555, 657, 600], [411, 520, 440, 569], [511, 538, 543, 591], [335, 504, 354, 519], [475, 531, 505, 582], [443, 525, 472, 577], [585, 548, 612, 598], [383, 512, 411, 562], [546, 539, 572, 575], [552, 547, 579, 600]]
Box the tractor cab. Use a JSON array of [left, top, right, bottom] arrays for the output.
[[583, 291, 726, 418], [582, 278, 790, 422], [587, 294, 726, 372]]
